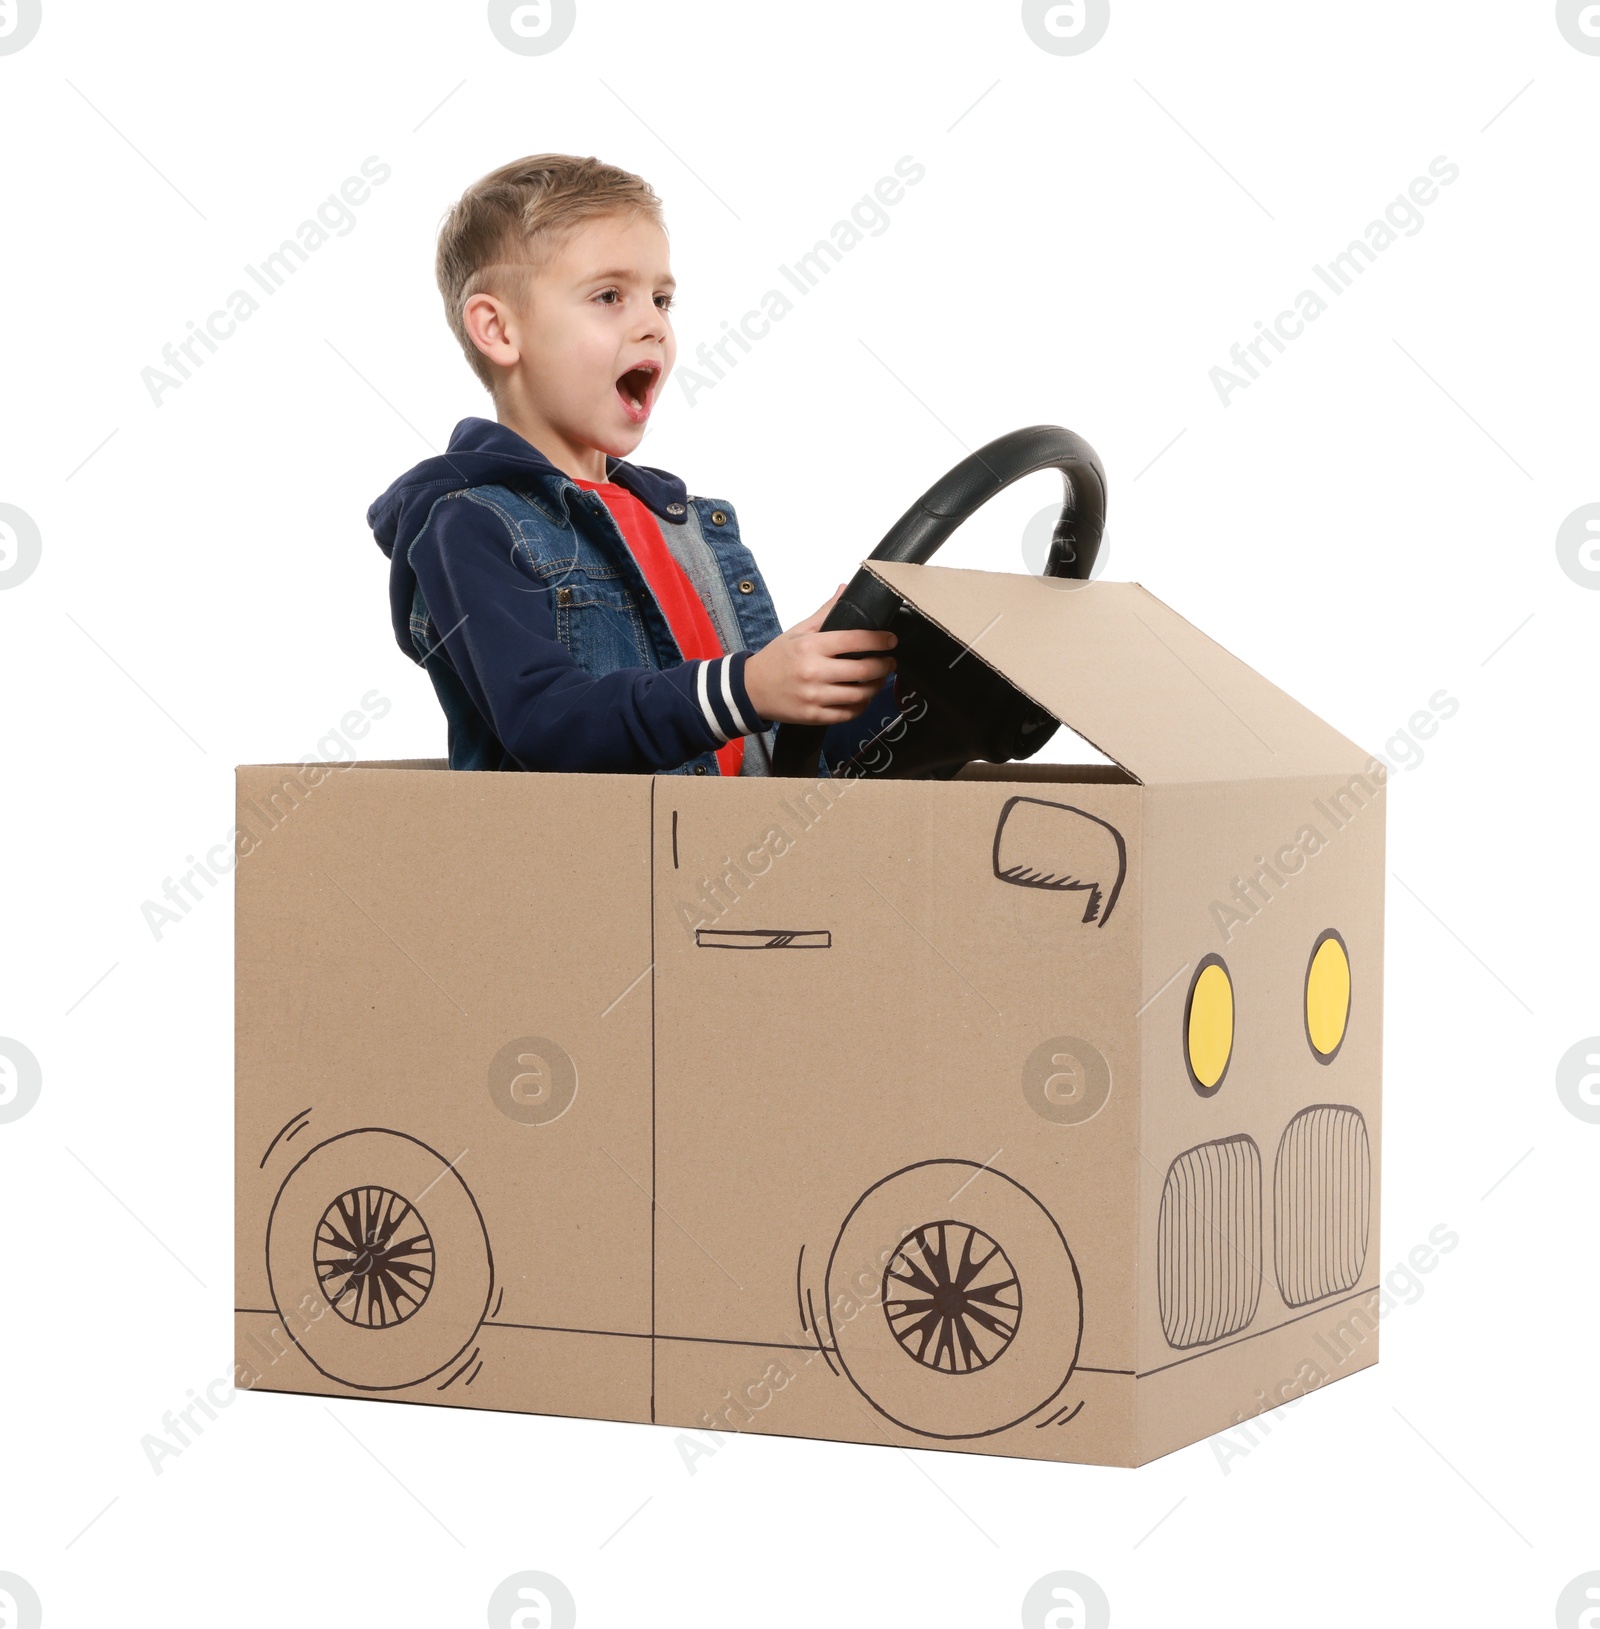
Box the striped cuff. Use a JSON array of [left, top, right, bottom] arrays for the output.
[[694, 651, 768, 743]]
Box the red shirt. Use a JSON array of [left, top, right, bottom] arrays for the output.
[[574, 478, 745, 776]]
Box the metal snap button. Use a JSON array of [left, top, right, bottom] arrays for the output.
[[666, 502, 685, 516], [556, 586, 573, 605], [693, 764, 708, 774], [737, 579, 754, 594], [710, 510, 727, 526]]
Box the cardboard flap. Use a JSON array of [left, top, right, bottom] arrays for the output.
[[865, 561, 1372, 785]]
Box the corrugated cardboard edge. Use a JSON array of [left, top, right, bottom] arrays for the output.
[[858, 560, 1145, 783], [861, 561, 1380, 783], [1121, 581, 1378, 773]]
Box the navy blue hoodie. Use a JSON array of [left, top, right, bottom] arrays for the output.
[[368, 418, 900, 774]]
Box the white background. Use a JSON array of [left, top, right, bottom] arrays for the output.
[[1, 1, 1596, 1624]]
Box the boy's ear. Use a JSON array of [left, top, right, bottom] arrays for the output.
[[462, 290, 521, 371]]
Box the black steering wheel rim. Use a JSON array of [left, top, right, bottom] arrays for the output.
[[770, 425, 1107, 779]]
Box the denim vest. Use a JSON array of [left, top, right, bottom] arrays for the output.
[[408, 477, 784, 776]]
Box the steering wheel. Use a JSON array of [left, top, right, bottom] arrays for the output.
[[770, 425, 1107, 780]]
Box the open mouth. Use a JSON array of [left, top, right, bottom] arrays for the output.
[[615, 361, 659, 423]]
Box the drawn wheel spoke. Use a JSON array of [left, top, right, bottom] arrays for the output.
[[315, 1185, 435, 1328], [883, 1222, 1021, 1373]]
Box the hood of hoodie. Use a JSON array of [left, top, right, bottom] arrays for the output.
[[367, 415, 690, 661]]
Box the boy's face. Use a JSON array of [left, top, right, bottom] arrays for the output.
[[494, 210, 676, 462]]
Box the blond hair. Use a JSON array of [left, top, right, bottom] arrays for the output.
[[435, 154, 666, 392]]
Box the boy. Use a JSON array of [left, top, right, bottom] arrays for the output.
[[368, 153, 905, 776]]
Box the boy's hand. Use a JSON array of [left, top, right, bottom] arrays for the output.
[[743, 583, 898, 726]]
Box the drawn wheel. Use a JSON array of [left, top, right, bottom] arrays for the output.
[[267, 1130, 492, 1391], [825, 1160, 1082, 1439], [884, 1221, 1020, 1373], [317, 1186, 435, 1328]]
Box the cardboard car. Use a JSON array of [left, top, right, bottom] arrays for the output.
[[234, 431, 1385, 1467]]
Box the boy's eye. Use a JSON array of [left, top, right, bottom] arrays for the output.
[[594, 288, 672, 312]]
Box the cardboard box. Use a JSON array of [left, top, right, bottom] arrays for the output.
[[235, 562, 1385, 1466]]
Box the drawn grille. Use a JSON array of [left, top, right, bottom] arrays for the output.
[[1274, 1105, 1371, 1307], [1158, 1136, 1263, 1348]]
